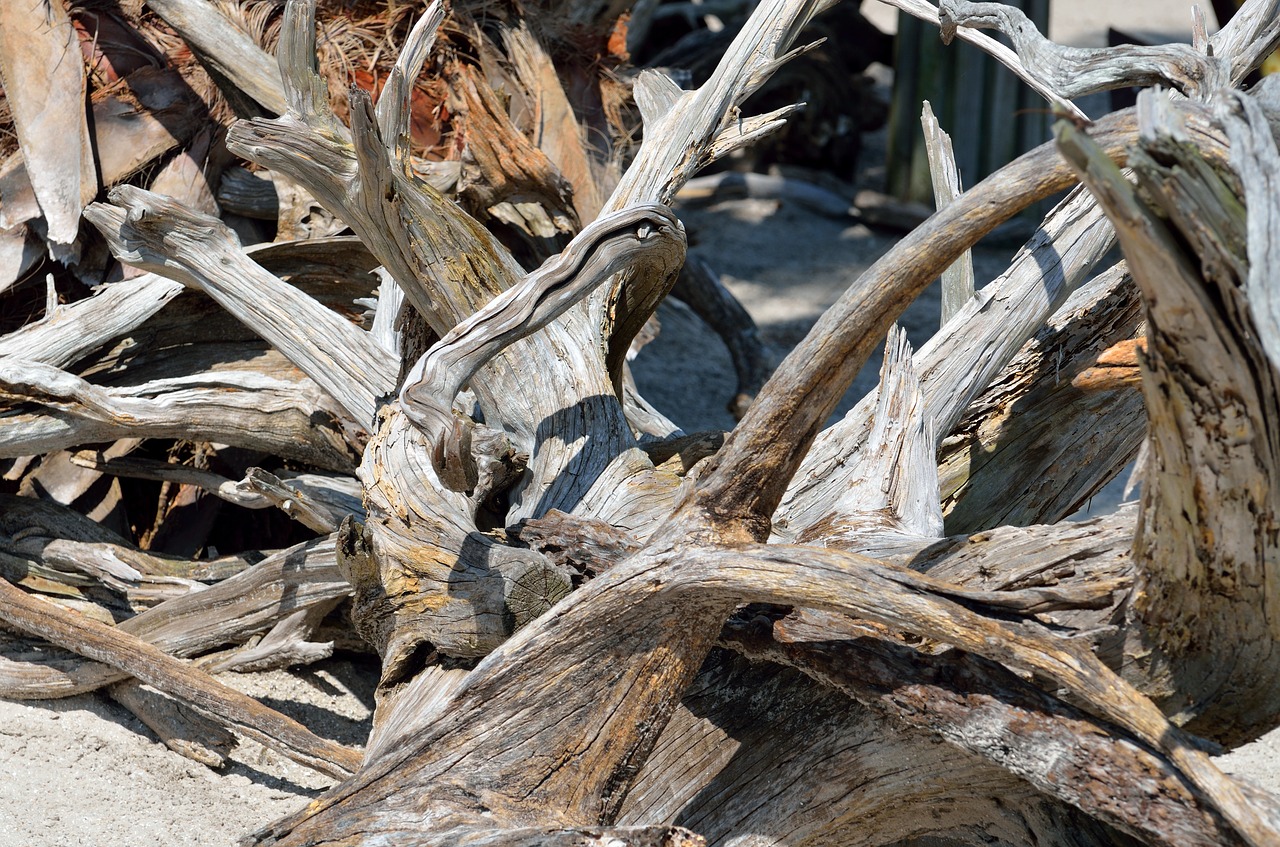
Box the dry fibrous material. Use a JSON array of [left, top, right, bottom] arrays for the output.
[[3, 1, 1280, 846]]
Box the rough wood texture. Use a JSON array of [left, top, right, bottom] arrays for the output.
[[9, 2, 1280, 845], [921, 100, 975, 324], [1059, 88, 1280, 748], [0, 576, 359, 777], [85, 188, 397, 429], [0, 0, 97, 247]]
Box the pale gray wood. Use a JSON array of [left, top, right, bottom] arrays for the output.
[[0, 535, 348, 699], [0, 354, 361, 471], [68, 452, 364, 532], [921, 101, 975, 324], [202, 604, 338, 674], [0, 275, 184, 369], [0, 575, 360, 778], [875, 0, 1087, 120], [936, 0, 1226, 100], [399, 205, 685, 490], [1211, 0, 1280, 82], [0, 0, 97, 246], [85, 187, 397, 428], [801, 327, 942, 542], [369, 267, 404, 357], [145, 0, 287, 115], [374, 1, 446, 168], [108, 679, 236, 768], [778, 183, 1118, 540], [1219, 83, 1280, 376], [602, 0, 828, 209], [227, 1, 663, 529], [622, 657, 1105, 847]]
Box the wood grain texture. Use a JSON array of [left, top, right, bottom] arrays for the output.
[[0, 576, 359, 777]]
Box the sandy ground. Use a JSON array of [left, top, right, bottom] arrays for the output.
[[5, 4, 1280, 845]]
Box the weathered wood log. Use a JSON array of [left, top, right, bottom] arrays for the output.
[[1058, 87, 1280, 747], [9, 2, 1280, 846]]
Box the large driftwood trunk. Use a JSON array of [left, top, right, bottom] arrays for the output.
[[6, 0, 1280, 846]]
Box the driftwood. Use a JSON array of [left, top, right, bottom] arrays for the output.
[[4, 0, 1280, 845]]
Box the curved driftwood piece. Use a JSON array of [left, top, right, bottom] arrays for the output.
[[718, 616, 1279, 847], [227, 1, 666, 529], [10, 2, 1280, 845], [0, 355, 361, 471], [777, 181, 1122, 538], [0, 274, 185, 368], [250, 527, 1267, 847], [399, 204, 685, 490], [697, 113, 1154, 541], [874, 0, 1087, 119], [937, 0, 1225, 99]]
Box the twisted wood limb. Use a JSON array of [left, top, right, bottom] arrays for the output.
[[399, 206, 685, 491]]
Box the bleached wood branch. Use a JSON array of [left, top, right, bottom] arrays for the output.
[[202, 604, 338, 674], [228, 0, 680, 529], [374, 1, 445, 169], [399, 206, 685, 491], [0, 535, 348, 699], [936, 0, 1225, 99], [695, 111, 1159, 539], [720, 607, 1279, 847], [921, 102, 975, 324], [0, 275, 184, 369], [144, 0, 287, 115], [85, 187, 397, 429], [872, 0, 1087, 120], [1219, 79, 1280, 375], [68, 452, 364, 533], [1058, 89, 1280, 748], [1210, 0, 1280, 82], [808, 327, 942, 542], [778, 183, 1118, 538]]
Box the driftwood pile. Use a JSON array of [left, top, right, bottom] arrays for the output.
[[4, 0, 1280, 845]]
